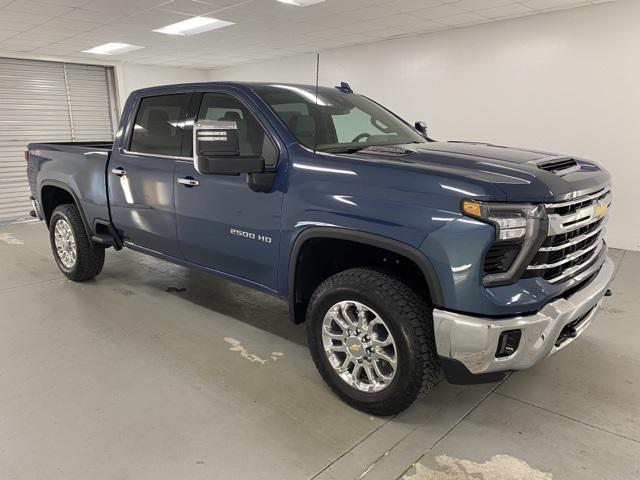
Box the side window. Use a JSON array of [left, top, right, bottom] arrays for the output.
[[129, 94, 190, 156], [197, 93, 276, 165]]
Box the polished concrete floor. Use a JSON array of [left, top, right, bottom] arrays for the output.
[[0, 221, 638, 480]]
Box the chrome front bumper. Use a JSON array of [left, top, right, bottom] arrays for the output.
[[433, 256, 614, 375]]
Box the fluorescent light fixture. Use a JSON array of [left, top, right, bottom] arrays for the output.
[[153, 16, 234, 36], [82, 43, 144, 55], [276, 0, 326, 5]]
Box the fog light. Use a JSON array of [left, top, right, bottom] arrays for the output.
[[496, 330, 521, 358]]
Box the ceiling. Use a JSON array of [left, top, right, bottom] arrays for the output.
[[0, 0, 616, 69]]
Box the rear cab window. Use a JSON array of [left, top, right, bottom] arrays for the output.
[[129, 93, 191, 156]]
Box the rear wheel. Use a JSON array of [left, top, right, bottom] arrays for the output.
[[307, 268, 440, 415], [49, 204, 104, 281]]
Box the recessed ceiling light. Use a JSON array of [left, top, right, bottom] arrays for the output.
[[153, 16, 234, 36], [82, 43, 144, 55], [276, 0, 326, 5]]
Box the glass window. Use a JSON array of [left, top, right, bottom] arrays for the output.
[[197, 93, 267, 158], [271, 102, 309, 127], [129, 94, 190, 156], [254, 85, 426, 152], [332, 107, 393, 143]]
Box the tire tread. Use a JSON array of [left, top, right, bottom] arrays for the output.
[[50, 204, 104, 282], [307, 267, 440, 415]]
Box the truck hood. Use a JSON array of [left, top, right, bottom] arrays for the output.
[[345, 141, 611, 202]]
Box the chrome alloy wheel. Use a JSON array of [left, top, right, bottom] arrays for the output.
[[54, 218, 77, 269], [321, 301, 398, 393]]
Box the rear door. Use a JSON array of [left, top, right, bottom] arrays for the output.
[[108, 93, 191, 258], [174, 90, 284, 290]]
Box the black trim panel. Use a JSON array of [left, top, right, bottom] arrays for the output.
[[439, 356, 508, 385], [93, 218, 123, 249], [288, 227, 444, 323], [40, 180, 91, 235]]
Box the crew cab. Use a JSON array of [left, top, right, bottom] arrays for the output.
[[27, 81, 613, 415]]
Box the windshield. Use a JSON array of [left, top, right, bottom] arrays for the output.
[[253, 84, 426, 152]]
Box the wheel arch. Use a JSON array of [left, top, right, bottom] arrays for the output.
[[40, 181, 90, 235], [288, 228, 443, 324]]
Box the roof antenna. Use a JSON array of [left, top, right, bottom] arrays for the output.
[[314, 52, 319, 154], [335, 81, 353, 93]]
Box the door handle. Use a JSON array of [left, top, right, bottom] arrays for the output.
[[177, 177, 199, 187], [111, 167, 127, 177]]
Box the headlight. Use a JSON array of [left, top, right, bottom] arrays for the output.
[[461, 200, 548, 286]]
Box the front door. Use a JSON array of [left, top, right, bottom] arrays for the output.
[[108, 93, 191, 258], [174, 91, 283, 290]]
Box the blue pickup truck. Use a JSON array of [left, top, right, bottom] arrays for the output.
[[27, 81, 613, 415]]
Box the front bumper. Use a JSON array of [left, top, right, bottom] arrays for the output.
[[433, 256, 614, 377]]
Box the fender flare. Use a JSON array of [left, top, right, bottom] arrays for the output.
[[287, 227, 444, 323], [40, 180, 91, 236]]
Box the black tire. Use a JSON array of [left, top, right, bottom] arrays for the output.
[[307, 267, 440, 416], [49, 204, 105, 282]]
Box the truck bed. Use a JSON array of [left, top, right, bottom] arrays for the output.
[[27, 141, 114, 234]]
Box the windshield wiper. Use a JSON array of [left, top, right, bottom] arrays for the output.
[[321, 141, 427, 154], [321, 146, 369, 154]]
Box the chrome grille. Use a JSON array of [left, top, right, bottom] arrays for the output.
[[524, 186, 611, 284]]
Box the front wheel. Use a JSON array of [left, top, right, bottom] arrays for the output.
[[306, 268, 440, 415], [49, 204, 105, 282]]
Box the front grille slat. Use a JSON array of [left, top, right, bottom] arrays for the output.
[[534, 226, 603, 264], [544, 186, 611, 214], [540, 217, 604, 250], [525, 185, 611, 284], [525, 240, 605, 283], [527, 232, 603, 270]]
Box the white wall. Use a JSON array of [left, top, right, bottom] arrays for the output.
[[114, 63, 208, 111], [209, 0, 640, 251]]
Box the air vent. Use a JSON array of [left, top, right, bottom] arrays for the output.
[[555, 307, 594, 347], [483, 243, 521, 275], [537, 157, 578, 175]]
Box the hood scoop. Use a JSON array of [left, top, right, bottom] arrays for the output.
[[534, 157, 579, 176]]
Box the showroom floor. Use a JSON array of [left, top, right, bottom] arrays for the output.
[[0, 221, 638, 480]]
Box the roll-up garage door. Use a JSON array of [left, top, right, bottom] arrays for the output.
[[0, 58, 117, 223]]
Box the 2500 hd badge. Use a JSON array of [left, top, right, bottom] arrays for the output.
[[230, 228, 272, 244]]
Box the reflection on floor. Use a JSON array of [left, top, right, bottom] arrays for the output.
[[0, 222, 638, 480]]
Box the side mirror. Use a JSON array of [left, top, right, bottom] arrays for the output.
[[193, 120, 264, 175], [415, 121, 428, 137]]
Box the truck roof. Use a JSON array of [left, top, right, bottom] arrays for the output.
[[130, 81, 343, 97]]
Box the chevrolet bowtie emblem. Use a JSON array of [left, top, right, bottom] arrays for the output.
[[349, 344, 361, 353], [595, 202, 608, 219]]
